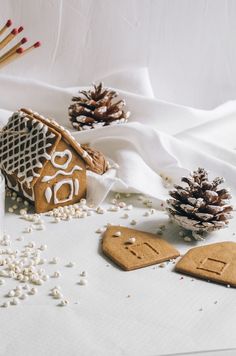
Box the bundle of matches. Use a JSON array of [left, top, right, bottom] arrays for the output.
[[0, 19, 41, 69]]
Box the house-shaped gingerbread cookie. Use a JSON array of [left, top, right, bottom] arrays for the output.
[[0, 108, 104, 213]]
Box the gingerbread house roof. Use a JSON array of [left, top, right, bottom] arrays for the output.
[[0, 108, 94, 188]]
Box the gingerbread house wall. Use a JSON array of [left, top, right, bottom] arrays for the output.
[[34, 138, 86, 213]]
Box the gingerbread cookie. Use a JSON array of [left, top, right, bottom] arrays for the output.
[[0, 108, 107, 213], [175, 242, 236, 287], [102, 226, 180, 271]]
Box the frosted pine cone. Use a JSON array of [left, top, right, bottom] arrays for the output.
[[68, 82, 130, 131], [167, 168, 233, 239]]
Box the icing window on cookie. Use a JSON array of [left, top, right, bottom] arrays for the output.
[[45, 186, 52, 203], [42, 165, 83, 183], [51, 150, 72, 170], [54, 179, 74, 204], [197, 258, 228, 275], [126, 242, 160, 260], [74, 179, 79, 195]]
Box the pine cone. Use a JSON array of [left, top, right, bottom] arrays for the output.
[[81, 144, 109, 175], [166, 168, 233, 238], [68, 82, 130, 131]]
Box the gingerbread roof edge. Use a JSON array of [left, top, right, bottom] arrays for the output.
[[20, 108, 95, 169]]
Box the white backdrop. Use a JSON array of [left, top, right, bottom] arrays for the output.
[[1, 0, 236, 109]]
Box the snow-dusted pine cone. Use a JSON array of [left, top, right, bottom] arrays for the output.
[[167, 168, 233, 239], [68, 82, 130, 131]]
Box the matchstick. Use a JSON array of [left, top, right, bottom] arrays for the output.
[[0, 47, 23, 69], [18, 26, 24, 33], [0, 37, 27, 63], [22, 41, 41, 56], [0, 28, 18, 51], [0, 19, 12, 37]]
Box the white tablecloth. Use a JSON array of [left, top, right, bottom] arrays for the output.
[[0, 69, 236, 356]]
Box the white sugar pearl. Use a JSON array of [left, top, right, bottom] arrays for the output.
[[28, 241, 36, 248], [11, 297, 19, 306], [16, 236, 24, 241], [52, 271, 61, 278], [113, 231, 121, 237], [95, 228, 104, 234], [79, 278, 88, 286], [80, 271, 87, 277], [14, 289, 21, 297], [29, 287, 37, 295], [12, 204, 18, 210], [144, 211, 150, 217], [130, 220, 137, 225], [67, 262, 75, 268], [39, 258, 47, 265], [8, 208, 14, 213], [58, 299, 69, 307], [50, 257, 59, 264], [8, 290, 15, 297], [119, 202, 126, 208], [0, 278, 5, 285], [24, 201, 29, 206], [20, 293, 28, 300], [96, 207, 106, 214], [20, 209, 27, 216], [39, 244, 47, 251], [184, 236, 192, 242], [26, 227, 33, 233], [54, 217, 60, 223], [42, 275, 49, 281], [122, 213, 129, 218], [53, 291, 63, 299], [35, 279, 43, 285], [126, 205, 133, 210], [127, 237, 136, 244]]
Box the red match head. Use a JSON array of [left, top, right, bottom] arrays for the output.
[[11, 28, 18, 35], [34, 41, 41, 48], [21, 37, 28, 44], [16, 47, 24, 54], [18, 26, 24, 33], [6, 19, 12, 27]]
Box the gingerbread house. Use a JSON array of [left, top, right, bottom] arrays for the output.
[[0, 108, 99, 213]]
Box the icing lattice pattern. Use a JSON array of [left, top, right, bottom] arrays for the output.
[[0, 112, 56, 186]]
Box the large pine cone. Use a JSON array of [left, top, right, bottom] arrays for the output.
[[167, 168, 233, 237], [68, 82, 130, 131]]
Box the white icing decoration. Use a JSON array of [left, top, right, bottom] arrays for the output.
[[54, 179, 74, 204], [45, 187, 52, 203], [20, 184, 34, 201], [5, 175, 34, 201], [5, 175, 19, 192], [0, 112, 55, 186], [51, 149, 72, 170], [74, 179, 79, 195], [42, 165, 83, 183]]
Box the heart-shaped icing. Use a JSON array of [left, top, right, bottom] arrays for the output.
[[51, 149, 72, 170]]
